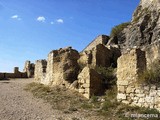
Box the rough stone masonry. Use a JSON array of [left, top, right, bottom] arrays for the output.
[[117, 48, 160, 111]]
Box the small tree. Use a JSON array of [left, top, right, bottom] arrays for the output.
[[110, 22, 130, 37]]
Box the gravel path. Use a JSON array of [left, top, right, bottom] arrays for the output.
[[0, 79, 105, 120]]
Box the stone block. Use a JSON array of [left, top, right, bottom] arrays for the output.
[[78, 66, 103, 99], [136, 94, 145, 97], [117, 93, 127, 100], [79, 89, 85, 94], [117, 81, 129, 86], [126, 87, 135, 93], [118, 86, 125, 93], [122, 100, 130, 104]]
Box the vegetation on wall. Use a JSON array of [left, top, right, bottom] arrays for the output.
[[110, 22, 130, 37], [139, 60, 160, 85]]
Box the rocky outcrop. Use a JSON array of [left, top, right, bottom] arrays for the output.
[[108, 0, 160, 53], [42, 47, 80, 87], [34, 60, 47, 82], [24, 61, 35, 78], [78, 66, 103, 99]]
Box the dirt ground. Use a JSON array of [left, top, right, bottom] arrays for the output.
[[0, 78, 105, 120]]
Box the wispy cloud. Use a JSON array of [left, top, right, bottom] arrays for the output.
[[50, 21, 54, 25], [37, 16, 45, 22], [11, 15, 21, 20], [56, 19, 64, 24]]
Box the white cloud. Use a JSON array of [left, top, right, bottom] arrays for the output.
[[50, 21, 54, 24], [11, 15, 21, 20], [56, 19, 64, 24], [37, 16, 45, 22]]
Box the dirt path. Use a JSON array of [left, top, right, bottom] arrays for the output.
[[0, 79, 104, 120]]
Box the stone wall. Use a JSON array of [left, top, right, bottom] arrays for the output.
[[78, 66, 103, 99], [117, 48, 160, 111], [0, 67, 27, 80], [34, 60, 47, 82], [42, 47, 80, 87], [79, 44, 121, 68], [24, 61, 35, 78], [78, 50, 92, 67], [82, 35, 109, 52]]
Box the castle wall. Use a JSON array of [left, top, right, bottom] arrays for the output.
[[34, 60, 47, 82], [82, 35, 109, 52], [117, 48, 160, 111], [79, 44, 121, 68], [24, 61, 35, 78], [78, 66, 103, 99], [0, 67, 27, 80], [42, 47, 80, 87]]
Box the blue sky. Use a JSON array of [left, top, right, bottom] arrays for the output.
[[0, 0, 140, 72]]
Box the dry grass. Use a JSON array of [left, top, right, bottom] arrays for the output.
[[24, 82, 160, 120]]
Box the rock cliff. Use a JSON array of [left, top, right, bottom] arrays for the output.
[[109, 0, 160, 52]]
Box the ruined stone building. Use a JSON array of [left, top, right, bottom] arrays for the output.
[[2, 0, 160, 111]]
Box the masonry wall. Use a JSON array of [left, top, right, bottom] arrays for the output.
[[117, 48, 160, 111], [82, 35, 109, 52], [0, 67, 27, 80], [78, 66, 103, 99], [42, 47, 80, 87], [24, 61, 35, 78], [34, 60, 47, 82]]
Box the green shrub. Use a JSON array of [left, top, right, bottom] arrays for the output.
[[110, 22, 130, 37], [95, 66, 116, 87], [139, 60, 160, 85]]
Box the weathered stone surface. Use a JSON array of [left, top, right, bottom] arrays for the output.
[[117, 93, 127, 100], [34, 59, 47, 82], [42, 47, 80, 87], [108, 0, 160, 55], [83, 35, 109, 52], [69, 80, 78, 90], [78, 66, 103, 99], [117, 49, 146, 88], [0, 67, 27, 79], [78, 50, 92, 67], [24, 61, 35, 78]]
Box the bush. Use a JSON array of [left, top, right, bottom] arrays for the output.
[[95, 66, 116, 87], [139, 60, 160, 85], [110, 22, 130, 37]]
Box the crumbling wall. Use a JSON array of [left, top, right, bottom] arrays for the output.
[[117, 48, 160, 111], [42, 47, 80, 87], [78, 66, 103, 99], [82, 35, 109, 52], [79, 44, 121, 68], [34, 60, 47, 82], [0, 67, 27, 80], [24, 61, 35, 78]]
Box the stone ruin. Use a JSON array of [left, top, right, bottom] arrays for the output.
[[117, 48, 160, 111], [23, 61, 35, 78], [42, 47, 80, 87], [78, 66, 103, 99], [34, 42, 119, 98], [79, 44, 121, 68], [82, 35, 110, 52], [34, 59, 47, 82], [0, 67, 27, 80], [0, 60, 35, 80]]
